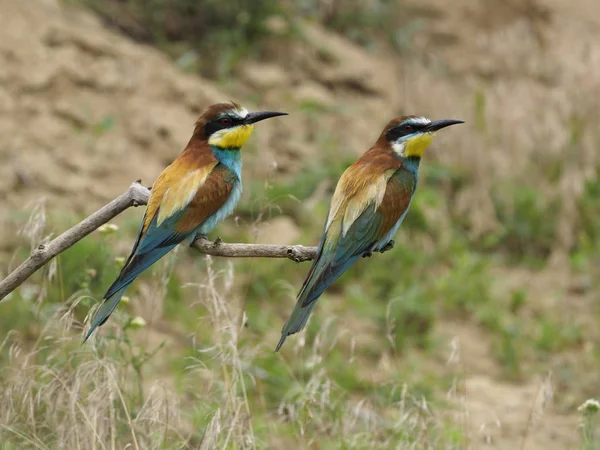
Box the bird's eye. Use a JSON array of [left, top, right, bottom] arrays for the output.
[[403, 124, 413, 132], [220, 117, 232, 126]]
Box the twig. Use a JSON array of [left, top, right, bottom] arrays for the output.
[[0, 181, 149, 301], [0, 181, 316, 301], [191, 237, 316, 262], [0, 180, 394, 302]]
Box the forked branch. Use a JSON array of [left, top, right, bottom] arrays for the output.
[[0, 181, 319, 301], [0, 180, 393, 301]]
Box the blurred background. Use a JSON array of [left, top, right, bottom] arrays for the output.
[[1, 0, 600, 448]]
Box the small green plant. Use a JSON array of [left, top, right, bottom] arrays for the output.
[[494, 320, 524, 380], [298, 0, 418, 53], [70, 0, 284, 78], [490, 184, 561, 261], [435, 251, 493, 316], [534, 317, 583, 354], [579, 399, 600, 449], [578, 174, 600, 245], [386, 286, 435, 351]]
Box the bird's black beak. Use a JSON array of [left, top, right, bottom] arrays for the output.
[[245, 111, 288, 124], [426, 119, 464, 132]]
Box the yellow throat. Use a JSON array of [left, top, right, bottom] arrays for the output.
[[403, 133, 434, 158], [208, 124, 254, 149]]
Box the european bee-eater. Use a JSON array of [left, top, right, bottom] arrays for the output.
[[84, 102, 287, 342], [276, 115, 463, 351]]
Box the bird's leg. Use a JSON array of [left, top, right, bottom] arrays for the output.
[[379, 239, 395, 254], [191, 233, 208, 247], [363, 240, 395, 258], [191, 234, 223, 247]]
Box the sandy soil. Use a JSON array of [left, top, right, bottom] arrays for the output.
[[1, 0, 599, 447]]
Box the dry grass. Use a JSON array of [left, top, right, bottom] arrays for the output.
[[0, 250, 461, 450], [3, 1, 600, 449], [0, 313, 182, 449]]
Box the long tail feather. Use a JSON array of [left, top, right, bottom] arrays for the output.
[[275, 253, 360, 352], [83, 243, 177, 343], [275, 301, 317, 351], [83, 286, 129, 343]]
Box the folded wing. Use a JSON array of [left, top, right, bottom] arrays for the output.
[[276, 158, 415, 351], [85, 156, 234, 340]]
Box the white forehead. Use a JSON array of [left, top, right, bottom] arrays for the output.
[[233, 106, 248, 119], [406, 116, 431, 126]]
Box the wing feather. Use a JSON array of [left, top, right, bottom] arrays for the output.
[[175, 165, 236, 233], [104, 163, 234, 299], [87, 143, 237, 340], [157, 166, 216, 226], [278, 152, 417, 348], [376, 169, 415, 239], [142, 145, 218, 233]]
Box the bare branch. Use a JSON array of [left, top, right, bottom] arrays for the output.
[[0, 181, 150, 301], [192, 237, 317, 262], [0, 181, 319, 301], [1, 179, 394, 301]]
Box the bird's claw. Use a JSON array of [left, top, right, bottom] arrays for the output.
[[190, 233, 208, 247], [362, 240, 394, 258], [380, 239, 395, 253], [213, 236, 223, 246]]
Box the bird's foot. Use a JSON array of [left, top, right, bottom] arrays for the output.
[[362, 251, 373, 258], [379, 239, 395, 254], [191, 233, 208, 247], [213, 236, 223, 246]]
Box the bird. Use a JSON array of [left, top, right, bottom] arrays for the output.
[[275, 115, 463, 351], [84, 102, 287, 342]]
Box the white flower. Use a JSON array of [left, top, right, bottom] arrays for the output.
[[129, 316, 147, 330], [98, 223, 119, 235], [578, 399, 600, 415]]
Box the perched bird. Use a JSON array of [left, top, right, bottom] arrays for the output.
[[276, 115, 463, 351], [84, 102, 287, 342]]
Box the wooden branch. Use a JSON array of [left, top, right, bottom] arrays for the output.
[[192, 237, 317, 263], [0, 179, 394, 301], [0, 181, 150, 301], [0, 181, 318, 301]]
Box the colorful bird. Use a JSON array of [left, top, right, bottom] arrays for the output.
[[276, 115, 463, 351], [84, 102, 287, 342]]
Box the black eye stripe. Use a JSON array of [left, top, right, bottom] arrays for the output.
[[204, 115, 243, 137], [386, 121, 427, 141]]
